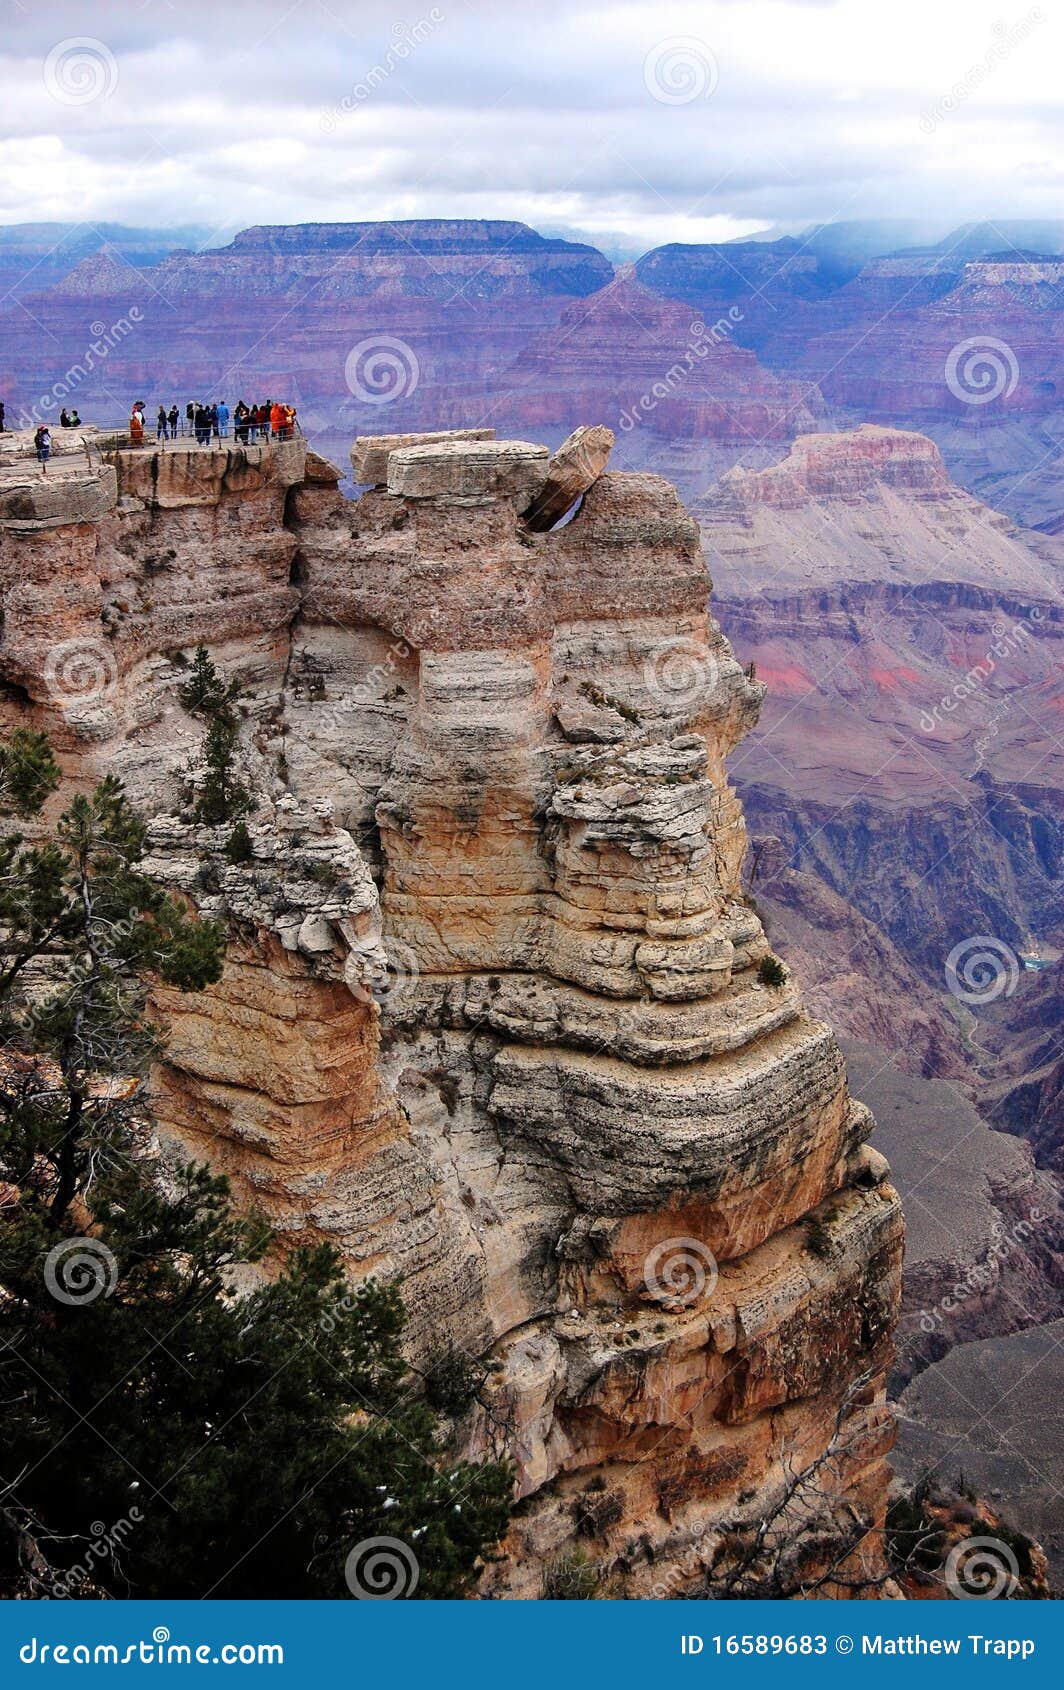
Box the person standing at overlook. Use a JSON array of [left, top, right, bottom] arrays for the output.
[[156, 405, 168, 441], [34, 424, 51, 476], [216, 399, 229, 439], [129, 403, 145, 447], [168, 405, 179, 439]]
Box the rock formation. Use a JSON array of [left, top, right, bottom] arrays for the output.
[[697, 427, 1064, 1006], [0, 426, 903, 1597]]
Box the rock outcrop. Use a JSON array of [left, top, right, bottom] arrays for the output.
[[0, 427, 903, 1598]]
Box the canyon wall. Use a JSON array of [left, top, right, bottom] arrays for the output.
[[0, 427, 902, 1597]]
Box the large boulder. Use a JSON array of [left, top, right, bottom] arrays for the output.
[[387, 438, 548, 507], [522, 423, 614, 530], [351, 428, 495, 487]]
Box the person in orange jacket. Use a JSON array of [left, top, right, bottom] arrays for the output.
[[129, 403, 145, 447], [270, 400, 286, 439]]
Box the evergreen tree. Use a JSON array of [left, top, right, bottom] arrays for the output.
[[0, 731, 510, 1598], [193, 716, 250, 826], [0, 764, 225, 1220], [177, 644, 237, 720], [0, 1168, 510, 1598], [177, 645, 250, 826]]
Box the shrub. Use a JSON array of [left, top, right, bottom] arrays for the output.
[[423, 1344, 483, 1415], [757, 954, 787, 988], [542, 1549, 599, 1600], [805, 1216, 835, 1260], [224, 821, 253, 864], [886, 1491, 946, 1575]]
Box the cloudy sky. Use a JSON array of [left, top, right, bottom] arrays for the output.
[[1, 0, 1060, 253]]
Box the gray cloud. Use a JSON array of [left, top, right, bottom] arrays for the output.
[[0, 0, 1058, 252]]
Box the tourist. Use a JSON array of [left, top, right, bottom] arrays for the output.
[[0, 400, 5, 432], [69, 408, 81, 427], [185, 401, 195, 438], [168, 404, 179, 439], [194, 403, 211, 446], [129, 403, 145, 447], [216, 399, 230, 439], [234, 400, 250, 444], [34, 424, 51, 475], [60, 408, 72, 428], [157, 405, 168, 441]]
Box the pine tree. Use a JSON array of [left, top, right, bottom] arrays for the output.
[[177, 645, 250, 826], [0, 764, 225, 1221], [193, 716, 250, 825], [177, 644, 236, 720], [0, 727, 60, 817], [0, 1166, 511, 1598], [0, 730, 511, 1598]]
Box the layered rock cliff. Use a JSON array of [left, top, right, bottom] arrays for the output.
[[0, 427, 902, 1597]]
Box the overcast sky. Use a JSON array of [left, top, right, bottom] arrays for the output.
[[1, 0, 1060, 253]]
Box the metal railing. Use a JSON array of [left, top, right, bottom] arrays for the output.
[[99, 421, 305, 450]]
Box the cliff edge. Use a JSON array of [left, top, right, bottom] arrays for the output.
[[0, 427, 903, 1597]]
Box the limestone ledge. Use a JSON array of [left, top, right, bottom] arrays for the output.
[[0, 464, 117, 532], [103, 438, 308, 509]]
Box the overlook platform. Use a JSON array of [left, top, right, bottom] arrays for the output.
[[0, 426, 318, 525]]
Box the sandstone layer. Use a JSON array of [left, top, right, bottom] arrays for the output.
[[0, 428, 902, 1597]]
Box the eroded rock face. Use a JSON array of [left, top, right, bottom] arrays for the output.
[[0, 428, 903, 1598]]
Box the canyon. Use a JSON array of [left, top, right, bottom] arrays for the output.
[[4, 211, 1064, 1586], [0, 425, 904, 1598], [7, 216, 1064, 526], [694, 424, 1064, 1575]]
